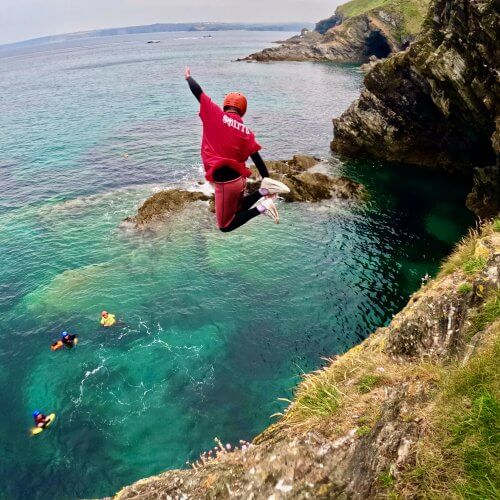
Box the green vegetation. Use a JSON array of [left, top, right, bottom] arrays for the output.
[[403, 332, 500, 498], [287, 377, 342, 422], [379, 470, 395, 488], [462, 256, 487, 275], [357, 374, 385, 394], [466, 291, 500, 340], [398, 0, 431, 36], [356, 425, 371, 436], [439, 228, 478, 276], [337, 0, 390, 18], [457, 282, 472, 294], [439, 221, 494, 278], [337, 0, 430, 36], [279, 341, 394, 427], [493, 218, 500, 232]]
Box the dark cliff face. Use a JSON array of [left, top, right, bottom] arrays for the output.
[[331, 0, 499, 215], [314, 13, 342, 34]]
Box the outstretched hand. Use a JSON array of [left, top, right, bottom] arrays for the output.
[[184, 66, 191, 80]]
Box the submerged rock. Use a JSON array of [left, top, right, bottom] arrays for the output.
[[331, 0, 499, 215], [124, 156, 366, 228], [240, 0, 429, 63]]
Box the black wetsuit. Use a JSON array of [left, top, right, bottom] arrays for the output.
[[62, 335, 76, 348], [187, 76, 269, 232]]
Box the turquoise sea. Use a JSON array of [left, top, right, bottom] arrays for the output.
[[0, 31, 474, 499]]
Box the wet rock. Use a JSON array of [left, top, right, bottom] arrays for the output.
[[248, 155, 367, 203], [123, 189, 211, 228], [465, 166, 500, 218]]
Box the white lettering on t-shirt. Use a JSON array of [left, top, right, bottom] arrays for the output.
[[223, 115, 250, 135]]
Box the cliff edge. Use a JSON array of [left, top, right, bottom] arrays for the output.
[[242, 0, 430, 63], [331, 0, 499, 217], [112, 219, 499, 499]]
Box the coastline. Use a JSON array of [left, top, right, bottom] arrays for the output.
[[0, 16, 496, 495]]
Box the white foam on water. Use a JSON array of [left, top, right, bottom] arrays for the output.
[[71, 361, 107, 407]]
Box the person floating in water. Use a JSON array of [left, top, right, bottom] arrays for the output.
[[100, 311, 117, 327], [51, 331, 78, 351], [184, 66, 290, 232], [33, 410, 50, 428]]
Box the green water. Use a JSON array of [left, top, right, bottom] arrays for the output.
[[0, 32, 474, 498]]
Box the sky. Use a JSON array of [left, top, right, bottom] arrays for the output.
[[0, 0, 343, 45]]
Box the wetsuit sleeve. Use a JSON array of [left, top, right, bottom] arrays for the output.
[[186, 76, 203, 102], [250, 151, 269, 178]]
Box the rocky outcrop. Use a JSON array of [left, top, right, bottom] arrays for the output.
[[241, 0, 429, 63], [123, 189, 212, 228], [112, 218, 499, 498], [123, 156, 366, 228], [248, 155, 367, 202], [466, 166, 500, 218], [331, 0, 499, 216]]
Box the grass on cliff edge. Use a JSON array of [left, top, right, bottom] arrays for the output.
[[438, 219, 498, 278], [337, 0, 430, 35], [275, 337, 398, 431], [402, 326, 500, 499]]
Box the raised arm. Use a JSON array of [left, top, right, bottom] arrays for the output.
[[250, 151, 269, 178], [185, 66, 203, 102]]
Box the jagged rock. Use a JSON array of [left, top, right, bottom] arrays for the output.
[[331, 0, 499, 205], [240, 0, 429, 63], [386, 230, 500, 359], [114, 384, 425, 499], [124, 156, 366, 228], [466, 166, 500, 218]]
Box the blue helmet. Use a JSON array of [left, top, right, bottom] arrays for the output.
[[61, 331, 68, 338], [33, 410, 41, 417]]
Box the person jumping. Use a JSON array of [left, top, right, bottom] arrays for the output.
[[184, 67, 290, 232]]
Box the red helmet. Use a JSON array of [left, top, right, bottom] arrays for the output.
[[223, 93, 247, 117]]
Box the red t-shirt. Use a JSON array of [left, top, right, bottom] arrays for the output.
[[199, 93, 261, 182]]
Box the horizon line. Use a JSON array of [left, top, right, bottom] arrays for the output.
[[0, 20, 313, 48]]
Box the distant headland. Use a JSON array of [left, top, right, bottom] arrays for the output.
[[0, 22, 312, 50]]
